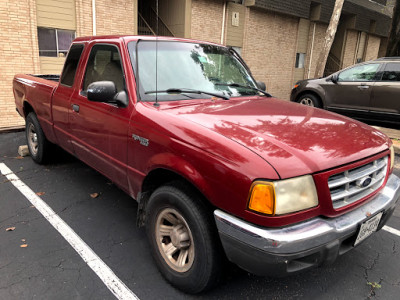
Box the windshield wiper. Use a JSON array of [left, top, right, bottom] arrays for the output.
[[215, 83, 272, 97], [145, 88, 230, 100]]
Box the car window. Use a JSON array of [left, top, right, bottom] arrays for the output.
[[83, 44, 125, 92], [381, 63, 400, 81], [338, 64, 380, 82], [60, 44, 84, 87]]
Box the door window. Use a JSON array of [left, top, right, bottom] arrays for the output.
[[60, 44, 84, 87], [381, 63, 400, 81], [338, 64, 380, 82], [83, 44, 125, 92]]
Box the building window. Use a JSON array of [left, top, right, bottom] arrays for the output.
[[37, 27, 76, 57], [295, 53, 306, 68]]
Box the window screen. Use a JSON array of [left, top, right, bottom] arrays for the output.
[[37, 27, 75, 57], [60, 44, 84, 87], [295, 53, 306, 68]]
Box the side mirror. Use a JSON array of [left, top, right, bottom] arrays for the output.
[[256, 81, 266, 91], [330, 74, 338, 84], [87, 81, 128, 107]]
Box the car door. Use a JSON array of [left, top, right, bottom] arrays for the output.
[[329, 63, 381, 111], [370, 62, 400, 122], [69, 42, 132, 191], [52, 44, 85, 153]]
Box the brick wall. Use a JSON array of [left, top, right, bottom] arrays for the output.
[[75, 0, 93, 37], [342, 29, 358, 68], [191, 0, 224, 44], [242, 9, 299, 100], [95, 0, 136, 36], [304, 23, 328, 79], [364, 34, 381, 61], [0, 0, 40, 128], [76, 0, 137, 37]]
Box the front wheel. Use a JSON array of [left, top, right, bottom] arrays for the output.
[[145, 183, 223, 293], [26, 112, 49, 164], [297, 93, 321, 108]]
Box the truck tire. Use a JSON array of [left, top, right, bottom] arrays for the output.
[[145, 183, 222, 293], [26, 112, 49, 164], [297, 93, 322, 108]]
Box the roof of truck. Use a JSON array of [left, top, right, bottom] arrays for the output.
[[73, 35, 223, 47]]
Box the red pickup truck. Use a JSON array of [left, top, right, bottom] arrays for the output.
[[13, 35, 400, 293]]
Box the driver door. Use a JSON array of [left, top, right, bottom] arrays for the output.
[[329, 63, 381, 111], [69, 43, 131, 190]]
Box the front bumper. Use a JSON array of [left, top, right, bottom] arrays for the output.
[[214, 174, 400, 277]]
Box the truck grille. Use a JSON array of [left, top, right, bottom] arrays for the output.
[[328, 156, 388, 209]]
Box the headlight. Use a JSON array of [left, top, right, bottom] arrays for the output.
[[390, 145, 395, 171], [248, 175, 318, 216]]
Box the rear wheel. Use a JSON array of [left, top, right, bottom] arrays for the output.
[[297, 93, 321, 108], [145, 183, 222, 293], [26, 112, 49, 164]]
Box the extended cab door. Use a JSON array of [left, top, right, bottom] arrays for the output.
[[370, 62, 400, 123], [52, 44, 85, 153], [328, 63, 381, 112], [69, 42, 132, 190]]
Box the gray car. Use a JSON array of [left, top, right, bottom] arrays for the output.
[[290, 57, 400, 125]]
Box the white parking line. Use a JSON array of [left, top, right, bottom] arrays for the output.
[[0, 163, 139, 300], [383, 225, 400, 237]]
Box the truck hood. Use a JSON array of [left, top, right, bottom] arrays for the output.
[[163, 97, 390, 179]]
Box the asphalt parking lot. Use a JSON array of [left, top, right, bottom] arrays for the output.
[[1, 131, 400, 300]]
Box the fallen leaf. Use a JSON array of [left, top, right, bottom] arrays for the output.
[[36, 192, 45, 196], [90, 193, 99, 198], [15, 156, 24, 159], [6, 227, 16, 231], [30, 205, 35, 208], [20, 244, 28, 248], [21, 239, 26, 242]]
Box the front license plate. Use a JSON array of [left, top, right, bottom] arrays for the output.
[[354, 212, 383, 246]]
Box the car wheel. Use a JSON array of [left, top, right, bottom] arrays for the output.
[[26, 112, 49, 164], [145, 183, 222, 293], [297, 93, 321, 108]]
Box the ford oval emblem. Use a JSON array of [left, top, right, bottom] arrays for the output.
[[356, 176, 372, 188]]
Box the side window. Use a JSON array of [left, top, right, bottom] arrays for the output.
[[381, 63, 400, 81], [338, 64, 380, 82], [83, 44, 125, 92], [60, 44, 84, 87]]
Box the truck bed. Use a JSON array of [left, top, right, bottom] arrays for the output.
[[13, 74, 59, 142], [30, 74, 60, 82]]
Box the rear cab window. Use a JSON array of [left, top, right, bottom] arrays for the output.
[[60, 44, 85, 87]]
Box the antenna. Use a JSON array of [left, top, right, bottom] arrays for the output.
[[154, 0, 160, 107]]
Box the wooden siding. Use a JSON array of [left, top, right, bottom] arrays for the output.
[[36, 0, 76, 30], [225, 3, 245, 47], [39, 57, 65, 74]]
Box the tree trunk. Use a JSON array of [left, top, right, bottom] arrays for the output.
[[313, 0, 345, 78], [386, 0, 400, 56]]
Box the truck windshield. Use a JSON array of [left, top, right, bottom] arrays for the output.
[[129, 41, 260, 102]]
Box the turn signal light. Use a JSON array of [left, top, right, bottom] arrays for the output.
[[248, 182, 275, 215]]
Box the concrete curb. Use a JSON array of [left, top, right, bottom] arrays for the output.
[[0, 126, 24, 134]]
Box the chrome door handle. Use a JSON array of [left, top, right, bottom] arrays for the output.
[[72, 104, 80, 112], [358, 85, 369, 90]]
